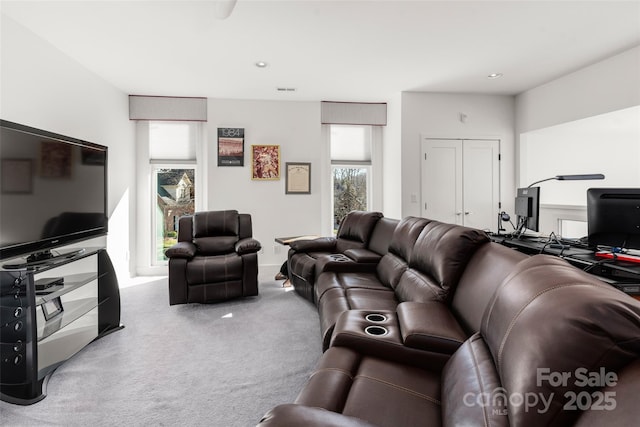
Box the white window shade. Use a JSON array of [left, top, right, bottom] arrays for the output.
[[149, 122, 196, 160], [129, 95, 207, 121], [321, 101, 387, 126], [331, 125, 371, 162]]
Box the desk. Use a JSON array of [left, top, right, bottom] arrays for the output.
[[491, 235, 640, 299]]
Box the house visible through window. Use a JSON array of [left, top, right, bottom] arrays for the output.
[[155, 168, 195, 262], [330, 125, 372, 233], [149, 122, 199, 264]]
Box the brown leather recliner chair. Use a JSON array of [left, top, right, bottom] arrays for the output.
[[165, 210, 261, 305]]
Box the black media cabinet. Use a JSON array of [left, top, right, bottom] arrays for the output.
[[0, 248, 122, 404]]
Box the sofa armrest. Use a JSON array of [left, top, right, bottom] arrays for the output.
[[165, 241, 197, 259], [397, 301, 467, 354], [343, 248, 382, 264], [329, 309, 452, 372], [235, 237, 261, 255], [258, 404, 378, 427], [289, 237, 337, 252]]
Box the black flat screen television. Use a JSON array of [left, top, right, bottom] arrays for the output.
[[587, 188, 640, 250], [0, 120, 108, 266], [515, 186, 540, 234]]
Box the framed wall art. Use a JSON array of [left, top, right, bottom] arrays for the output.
[[251, 145, 280, 180], [217, 127, 244, 166], [285, 162, 311, 194]]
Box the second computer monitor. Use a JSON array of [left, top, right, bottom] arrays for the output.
[[515, 186, 540, 233]]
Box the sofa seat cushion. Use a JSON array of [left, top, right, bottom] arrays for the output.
[[315, 271, 390, 303], [295, 346, 442, 427], [186, 254, 243, 285], [346, 288, 398, 310]]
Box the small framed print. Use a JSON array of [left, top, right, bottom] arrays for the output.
[[218, 128, 244, 166], [251, 145, 280, 180], [285, 162, 311, 194]]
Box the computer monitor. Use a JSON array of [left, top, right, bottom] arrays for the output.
[[587, 188, 640, 250], [515, 186, 540, 234]]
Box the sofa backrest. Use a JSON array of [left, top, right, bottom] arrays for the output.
[[393, 221, 490, 303], [451, 242, 528, 334], [375, 216, 431, 289], [442, 254, 640, 427], [367, 217, 399, 256], [191, 210, 241, 255], [335, 211, 383, 253]]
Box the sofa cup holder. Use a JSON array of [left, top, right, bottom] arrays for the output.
[[365, 313, 387, 323], [364, 325, 388, 337]]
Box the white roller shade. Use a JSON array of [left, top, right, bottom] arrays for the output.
[[129, 95, 207, 121], [321, 101, 387, 126]]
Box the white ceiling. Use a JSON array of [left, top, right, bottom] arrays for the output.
[[2, 0, 640, 102]]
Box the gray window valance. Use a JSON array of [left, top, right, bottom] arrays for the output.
[[129, 95, 207, 121], [321, 101, 387, 126]]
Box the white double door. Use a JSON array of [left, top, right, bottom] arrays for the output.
[[421, 138, 500, 231]]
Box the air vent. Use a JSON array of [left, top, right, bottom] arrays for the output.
[[276, 87, 297, 92]]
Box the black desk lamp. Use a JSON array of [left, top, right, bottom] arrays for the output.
[[511, 173, 605, 238], [527, 174, 605, 188]]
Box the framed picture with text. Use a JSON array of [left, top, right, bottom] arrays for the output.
[[251, 145, 280, 180], [285, 162, 311, 194], [218, 128, 244, 166]]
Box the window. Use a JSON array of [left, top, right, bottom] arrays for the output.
[[148, 122, 201, 265], [153, 166, 195, 263], [330, 125, 373, 233]]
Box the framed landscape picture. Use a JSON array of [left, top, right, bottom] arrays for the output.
[[251, 145, 280, 180], [285, 162, 311, 194], [218, 128, 244, 166]]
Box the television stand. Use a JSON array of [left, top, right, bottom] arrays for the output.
[[2, 248, 86, 270], [0, 247, 122, 404]]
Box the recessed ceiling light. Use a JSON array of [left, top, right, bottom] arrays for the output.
[[255, 61, 268, 68], [488, 73, 503, 79]]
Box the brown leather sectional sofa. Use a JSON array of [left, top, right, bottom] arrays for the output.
[[260, 213, 640, 426]]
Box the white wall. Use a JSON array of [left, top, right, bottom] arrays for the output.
[[400, 92, 516, 218], [207, 99, 323, 270], [515, 45, 640, 235], [516, 46, 640, 134], [382, 94, 403, 219], [520, 106, 640, 206], [1, 16, 136, 282]]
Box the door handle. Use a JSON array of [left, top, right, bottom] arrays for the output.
[[465, 212, 471, 215], [456, 212, 462, 216]]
